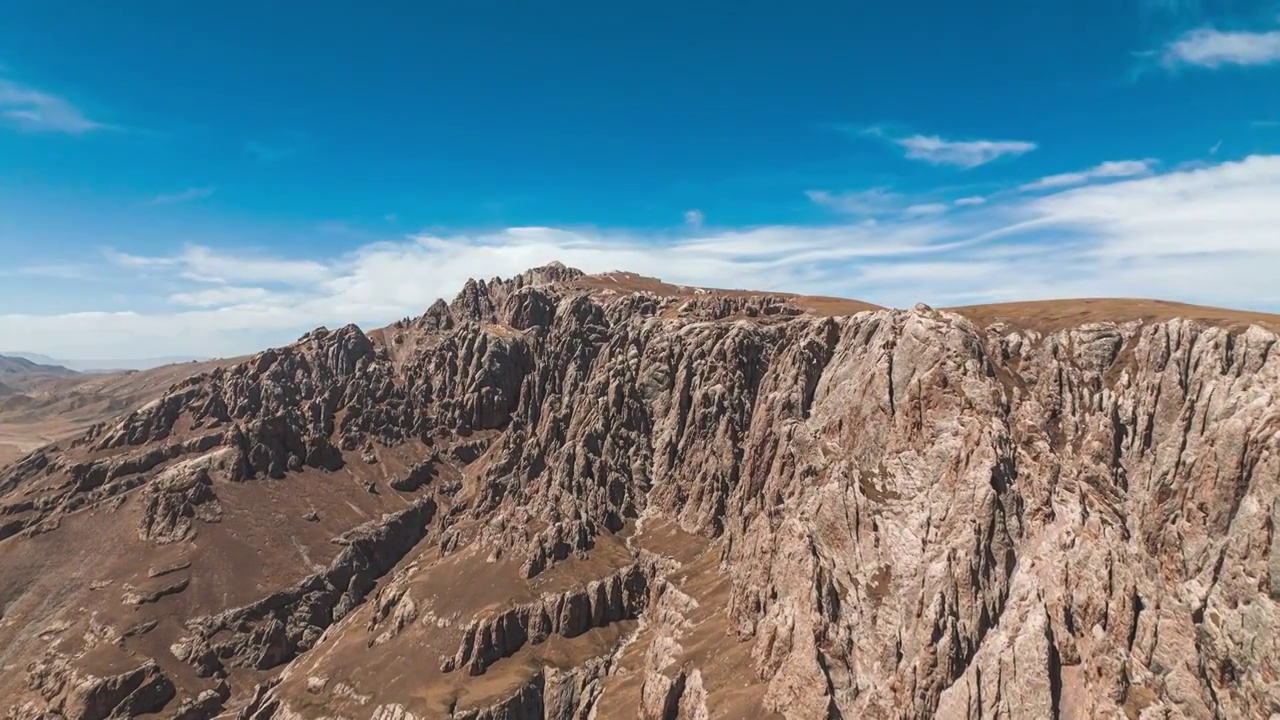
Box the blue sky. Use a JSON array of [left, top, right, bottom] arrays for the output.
[[1, 0, 1279, 360]]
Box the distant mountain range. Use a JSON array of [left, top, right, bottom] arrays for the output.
[[0, 354, 80, 398], [0, 354, 80, 379], [0, 351, 207, 373]]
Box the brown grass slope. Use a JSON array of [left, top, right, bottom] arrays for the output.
[[946, 297, 1280, 333]]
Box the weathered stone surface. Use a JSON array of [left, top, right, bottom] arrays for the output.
[[19, 658, 175, 720], [441, 563, 649, 676], [1, 264, 1277, 719], [170, 682, 229, 720], [137, 450, 231, 543], [388, 454, 438, 492]]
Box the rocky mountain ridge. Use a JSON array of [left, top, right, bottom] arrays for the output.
[[0, 263, 1276, 719]]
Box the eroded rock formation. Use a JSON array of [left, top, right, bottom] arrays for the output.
[[0, 263, 1276, 719]]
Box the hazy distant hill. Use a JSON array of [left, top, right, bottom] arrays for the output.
[[0, 351, 206, 373], [0, 355, 79, 387], [0, 354, 240, 468]]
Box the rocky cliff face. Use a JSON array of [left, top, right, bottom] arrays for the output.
[[0, 263, 1276, 720]]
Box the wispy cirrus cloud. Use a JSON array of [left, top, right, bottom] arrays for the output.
[[108, 243, 331, 286], [805, 188, 901, 216], [1161, 27, 1280, 68], [903, 203, 949, 217], [1019, 159, 1157, 191], [144, 187, 216, 206], [168, 286, 276, 308], [847, 124, 1037, 169], [894, 134, 1038, 169], [5, 156, 1280, 359], [0, 77, 110, 134], [807, 189, 983, 218], [683, 209, 705, 229]]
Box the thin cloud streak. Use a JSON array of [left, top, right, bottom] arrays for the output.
[[169, 286, 276, 308], [894, 135, 1037, 168], [805, 188, 901, 215], [904, 203, 949, 216], [0, 78, 110, 134], [847, 125, 1037, 168], [109, 244, 331, 285], [4, 156, 1279, 358], [1019, 160, 1156, 191]]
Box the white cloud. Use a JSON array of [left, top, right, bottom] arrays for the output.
[[0, 78, 109, 134], [805, 188, 900, 215], [1019, 159, 1157, 191], [1023, 155, 1280, 261], [107, 244, 331, 285], [3, 221, 977, 358], [808, 191, 951, 219], [1162, 28, 1280, 68], [683, 209, 705, 228], [849, 125, 1036, 169], [168, 286, 275, 308], [904, 203, 949, 217], [954, 196, 987, 206], [145, 187, 216, 206], [894, 134, 1037, 168], [4, 156, 1280, 359]]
